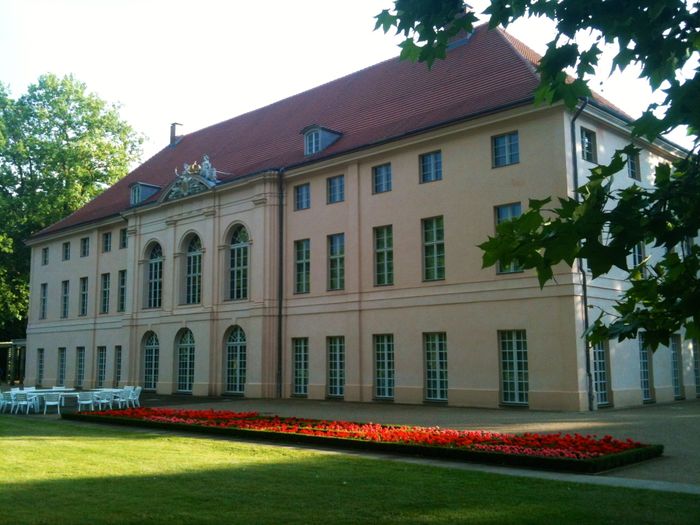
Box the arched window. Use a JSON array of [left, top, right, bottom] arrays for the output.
[[229, 225, 249, 300], [225, 326, 246, 394], [147, 243, 163, 309], [185, 236, 202, 304], [177, 329, 195, 393], [143, 332, 159, 390]]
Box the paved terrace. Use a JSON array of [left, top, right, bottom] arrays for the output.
[[134, 395, 700, 494]]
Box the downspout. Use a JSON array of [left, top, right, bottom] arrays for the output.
[[276, 169, 285, 398], [570, 97, 594, 411]]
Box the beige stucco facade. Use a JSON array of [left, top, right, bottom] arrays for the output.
[[24, 103, 699, 410]]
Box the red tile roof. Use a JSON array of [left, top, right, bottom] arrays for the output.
[[34, 24, 623, 238]]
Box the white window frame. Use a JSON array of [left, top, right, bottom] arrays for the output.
[[374, 225, 393, 286], [100, 273, 110, 314], [639, 333, 655, 402], [114, 345, 122, 386], [229, 226, 250, 301], [419, 151, 442, 183], [293, 338, 309, 396], [294, 183, 311, 210], [372, 163, 392, 194], [60, 280, 69, 319], [102, 232, 112, 253], [39, 283, 48, 320], [185, 236, 202, 304], [492, 131, 519, 167], [326, 175, 345, 204], [422, 216, 445, 281], [75, 346, 85, 388], [225, 326, 246, 394], [495, 203, 523, 274], [592, 340, 611, 406], [327, 336, 345, 398], [327, 233, 345, 291], [500, 330, 529, 405], [80, 237, 90, 257], [57, 347, 66, 387], [374, 334, 395, 400], [304, 129, 321, 155], [294, 239, 311, 294], [96, 346, 107, 388], [62, 242, 71, 261], [628, 152, 641, 180], [117, 270, 127, 312], [424, 332, 448, 401], [670, 334, 684, 400], [79, 277, 88, 316], [143, 332, 159, 390], [147, 244, 163, 309], [177, 330, 195, 393], [36, 348, 45, 386], [581, 127, 597, 163]]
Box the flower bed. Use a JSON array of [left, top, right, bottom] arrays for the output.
[[63, 407, 663, 473]]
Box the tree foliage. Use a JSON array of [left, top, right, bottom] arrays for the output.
[[0, 74, 142, 339], [377, 1, 700, 349]]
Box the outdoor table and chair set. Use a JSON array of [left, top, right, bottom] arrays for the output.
[[0, 385, 142, 415]]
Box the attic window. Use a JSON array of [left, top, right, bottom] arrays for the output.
[[302, 125, 342, 156], [305, 130, 320, 155], [130, 182, 160, 206]]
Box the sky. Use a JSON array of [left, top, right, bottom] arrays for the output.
[[0, 0, 693, 162]]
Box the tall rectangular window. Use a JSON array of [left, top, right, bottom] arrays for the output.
[[60, 280, 69, 319], [39, 283, 48, 320], [75, 347, 85, 388], [581, 127, 597, 163], [419, 151, 442, 183], [119, 228, 128, 249], [79, 277, 88, 316], [114, 345, 122, 385], [80, 237, 90, 257], [424, 332, 448, 401], [147, 249, 163, 309], [628, 152, 641, 181], [374, 225, 394, 286], [670, 334, 684, 400], [294, 183, 310, 210], [41, 247, 49, 266], [294, 239, 311, 294], [100, 273, 110, 314], [492, 131, 519, 167], [327, 336, 345, 398], [57, 347, 66, 387], [639, 333, 655, 402], [36, 348, 45, 386], [292, 338, 309, 396], [327, 233, 345, 291], [372, 163, 392, 194], [500, 330, 529, 405], [62, 242, 71, 261], [495, 203, 523, 273], [422, 217, 445, 281], [326, 175, 345, 204], [96, 346, 107, 388], [117, 270, 127, 312], [592, 341, 611, 406], [102, 232, 112, 253], [186, 239, 202, 304], [374, 334, 395, 400]]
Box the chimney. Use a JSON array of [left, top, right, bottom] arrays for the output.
[[170, 122, 183, 146]]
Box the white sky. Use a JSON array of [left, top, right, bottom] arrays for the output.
[[0, 0, 693, 162]]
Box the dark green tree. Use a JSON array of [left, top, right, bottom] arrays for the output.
[[377, 1, 699, 348], [0, 74, 142, 340]]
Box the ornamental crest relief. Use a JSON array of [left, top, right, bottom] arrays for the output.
[[164, 155, 219, 201]]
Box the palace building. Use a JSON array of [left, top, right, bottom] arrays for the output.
[[24, 25, 699, 410]]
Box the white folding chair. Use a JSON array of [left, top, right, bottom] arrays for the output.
[[0, 391, 12, 413]]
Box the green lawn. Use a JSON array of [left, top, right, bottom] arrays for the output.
[[2, 417, 698, 525]]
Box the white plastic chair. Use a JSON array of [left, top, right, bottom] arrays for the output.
[[43, 392, 61, 415], [113, 389, 130, 409], [0, 391, 12, 413], [94, 391, 113, 410], [11, 392, 34, 414], [76, 392, 95, 412], [129, 386, 142, 408]]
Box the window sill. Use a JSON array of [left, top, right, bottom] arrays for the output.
[[491, 160, 520, 169]]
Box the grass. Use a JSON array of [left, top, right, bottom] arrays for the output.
[[2, 417, 699, 525]]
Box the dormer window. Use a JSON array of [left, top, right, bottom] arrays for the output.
[[301, 125, 342, 156], [129, 182, 161, 206], [305, 130, 320, 155]]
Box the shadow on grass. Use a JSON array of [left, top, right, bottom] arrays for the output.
[[2, 453, 700, 525]]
